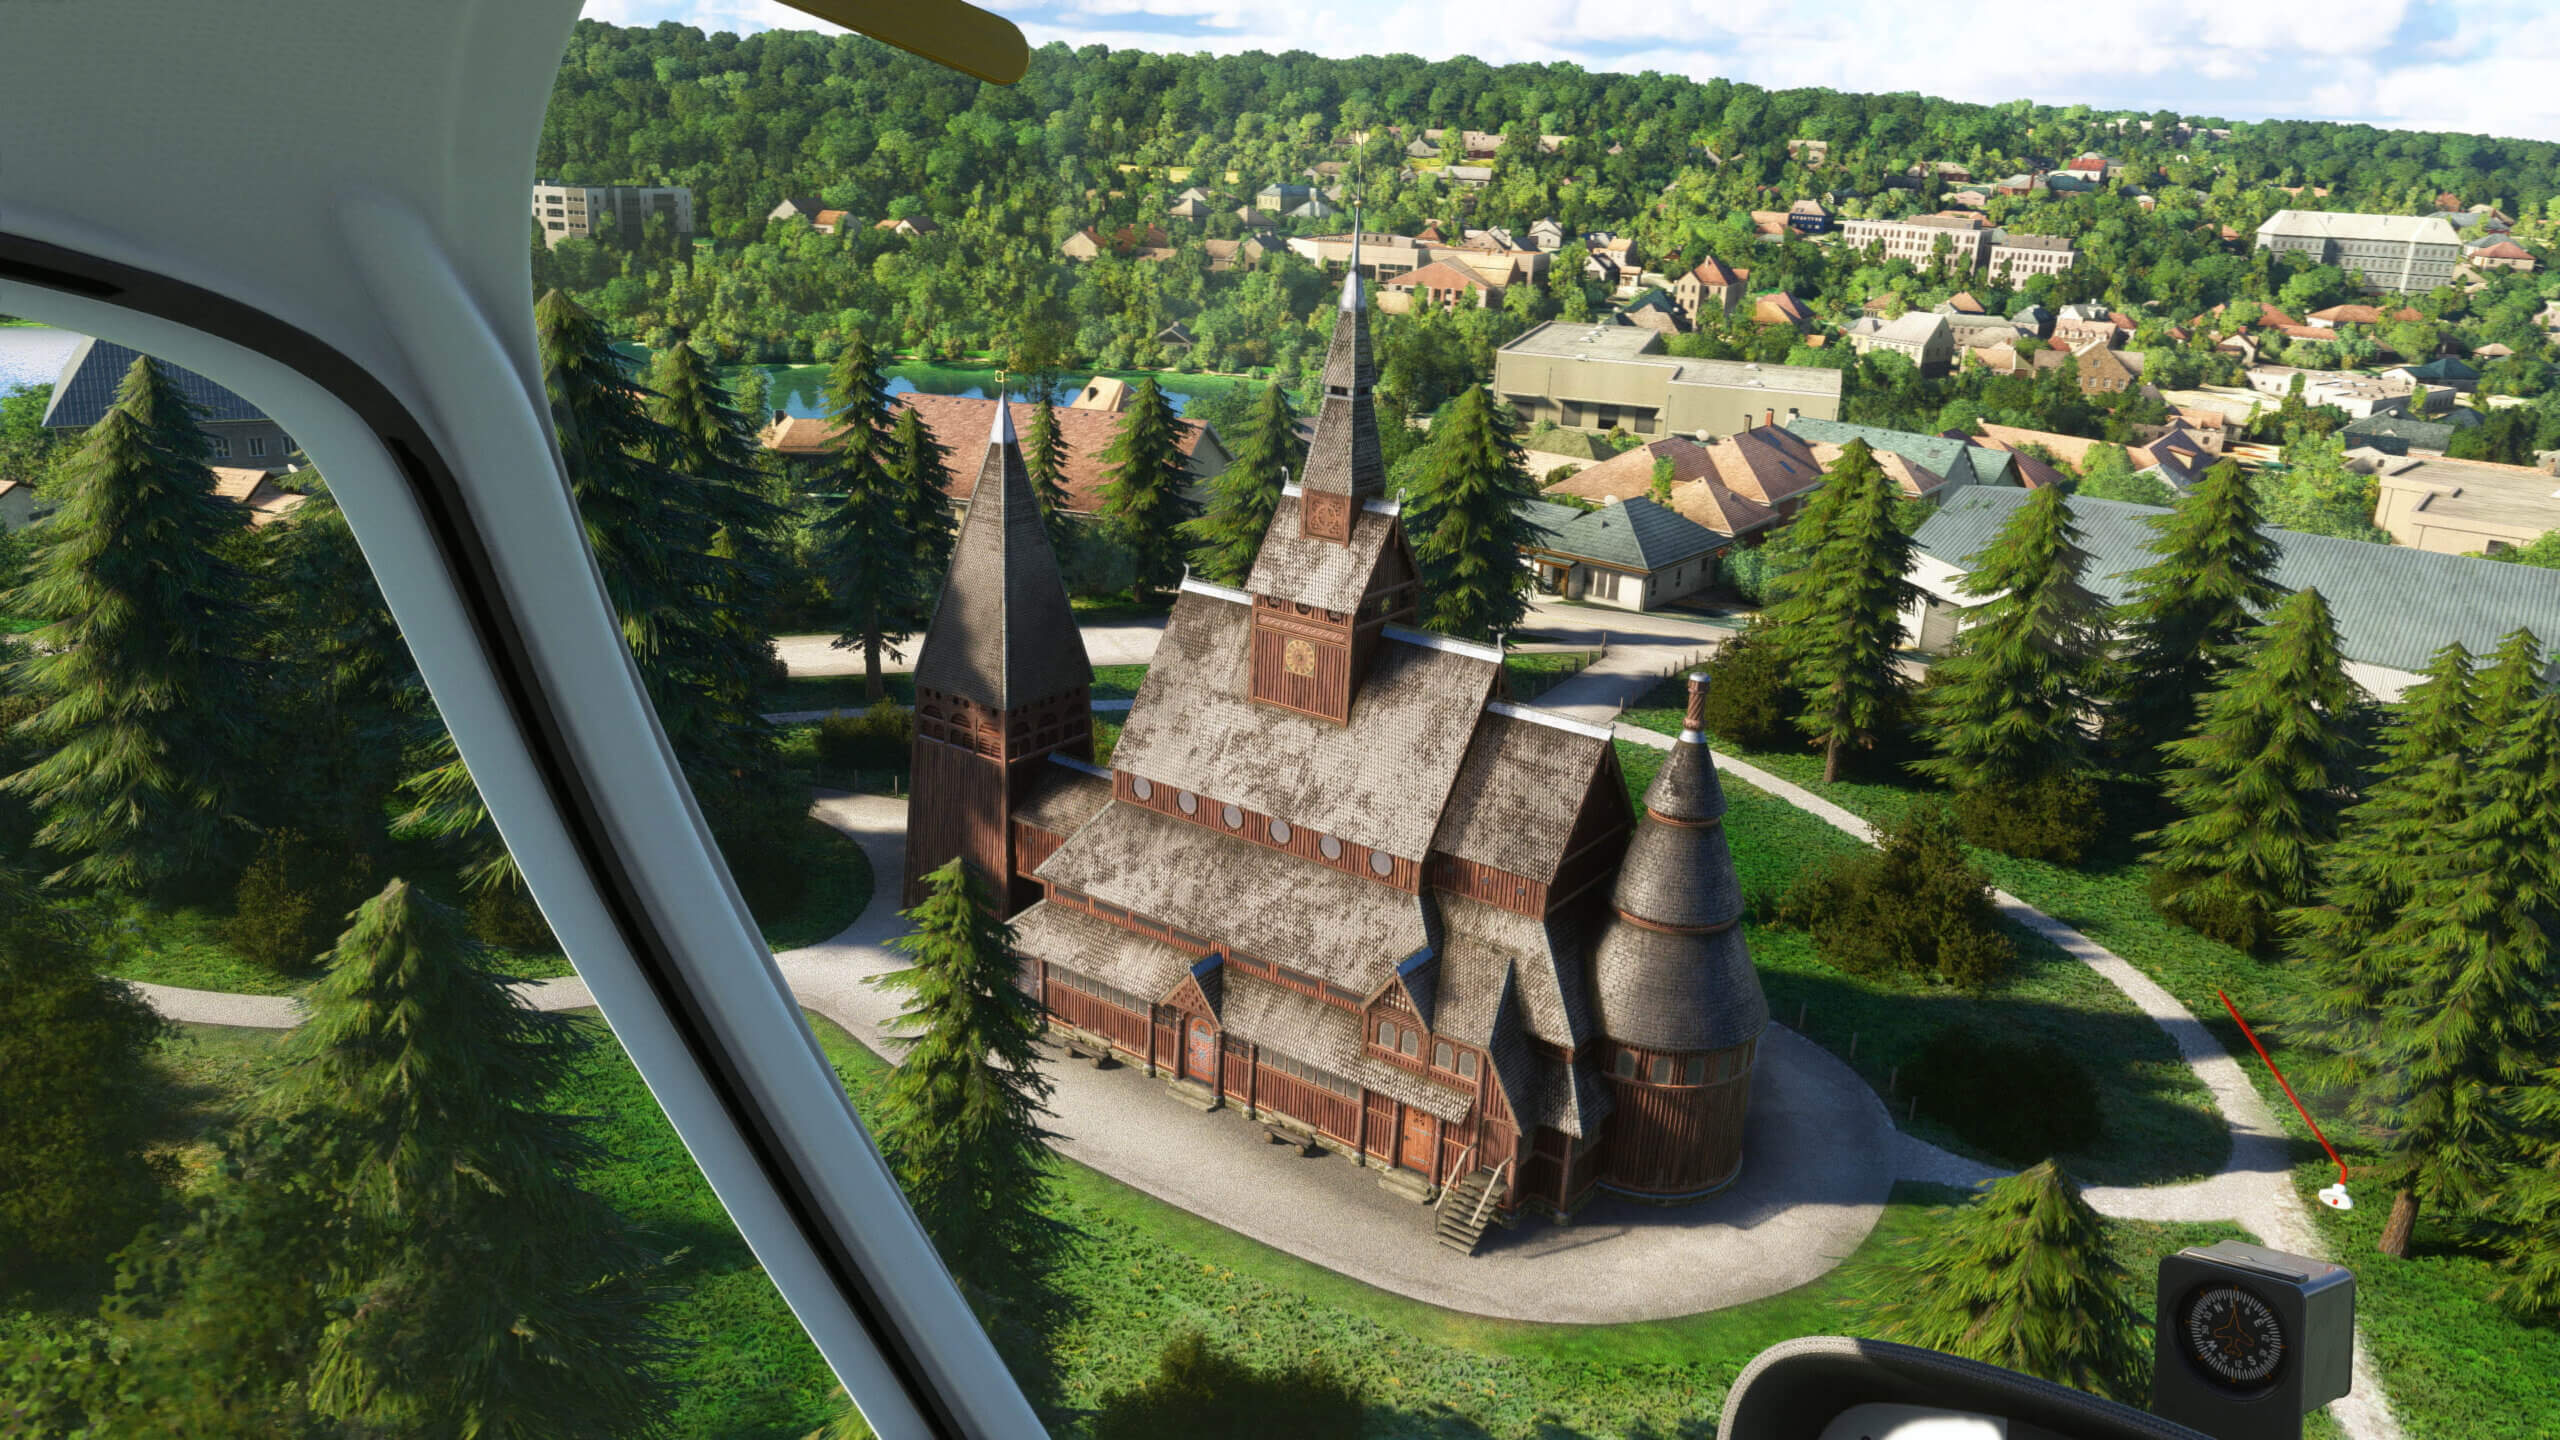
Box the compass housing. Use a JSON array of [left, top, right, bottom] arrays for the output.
[[2152, 1242, 2355, 1440]]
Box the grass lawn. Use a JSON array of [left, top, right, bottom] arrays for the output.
[[1619, 679, 2556, 1438], [93, 814, 872, 995], [1503, 649, 1603, 702], [1612, 740, 2224, 1188]]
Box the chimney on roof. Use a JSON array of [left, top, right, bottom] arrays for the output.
[[1764, 409, 1775, 428]]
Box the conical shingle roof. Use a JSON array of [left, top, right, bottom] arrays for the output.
[[1301, 225, 1384, 503], [1589, 674, 1767, 1054], [911, 397, 1093, 709]]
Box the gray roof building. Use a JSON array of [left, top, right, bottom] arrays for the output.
[[1525, 495, 1727, 569], [1494, 321, 1844, 438], [42, 335, 299, 467], [1909, 486, 2560, 691], [2338, 409, 2481, 456], [1784, 416, 2019, 490]]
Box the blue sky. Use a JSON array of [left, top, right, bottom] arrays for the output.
[[582, 0, 2560, 144]]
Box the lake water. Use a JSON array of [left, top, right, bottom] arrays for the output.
[[0, 325, 82, 394]]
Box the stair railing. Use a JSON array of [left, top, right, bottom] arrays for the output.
[[1433, 1144, 1477, 1217], [1469, 1158, 1511, 1230]]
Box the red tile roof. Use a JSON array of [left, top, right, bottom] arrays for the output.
[[1687, 256, 1744, 287]]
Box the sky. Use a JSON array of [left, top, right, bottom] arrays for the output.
[[580, 0, 2560, 145]]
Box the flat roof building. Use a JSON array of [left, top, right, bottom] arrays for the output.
[[2254, 210, 2461, 293], [2368, 453, 2560, 556], [1492, 322, 1843, 438]]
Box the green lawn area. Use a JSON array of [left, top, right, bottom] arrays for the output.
[[1613, 739, 2224, 1188], [94, 813, 872, 996], [56, 1012, 2256, 1440], [763, 663, 1149, 716], [1503, 649, 1603, 702], [1619, 679, 2556, 1439]]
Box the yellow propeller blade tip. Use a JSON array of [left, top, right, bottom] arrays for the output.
[[776, 0, 1029, 85]]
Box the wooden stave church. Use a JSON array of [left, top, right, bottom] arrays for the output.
[[901, 246, 1769, 1224]]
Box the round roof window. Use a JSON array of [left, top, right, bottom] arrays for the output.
[[1177, 790, 1198, 815], [1370, 850, 1394, 877], [1319, 834, 1343, 861], [1131, 777, 1153, 801], [1222, 804, 1243, 829], [1269, 819, 1294, 845]]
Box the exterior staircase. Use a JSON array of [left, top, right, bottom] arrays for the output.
[[1434, 1167, 1507, 1255]]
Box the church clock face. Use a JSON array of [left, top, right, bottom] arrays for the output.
[[2179, 1283, 2287, 1391], [1283, 638, 1317, 677]]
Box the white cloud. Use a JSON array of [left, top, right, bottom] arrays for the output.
[[583, 0, 2560, 142]]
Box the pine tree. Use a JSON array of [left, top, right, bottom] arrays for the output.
[[1180, 380, 1298, 587], [1402, 385, 1541, 642], [647, 332, 784, 645], [262, 879, 674, 1435], [2107, 458, 2284, 770], [1914, 482, 2109, 795], [812, 335, 925, 700], [2327, 684, 2560, 1260], [1, 353, 260, 894], [2145, 586, 2358, 951], [1096, 377, 1201, 601], [1022, 393, 1078, 560], [1868, 1162, 2153, 1405], [1762, 439, 1919, 783], [871, 859, 1062, 1305], [0, 864, 172, 1272]]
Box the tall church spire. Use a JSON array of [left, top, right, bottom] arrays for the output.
[[912, 390, 1089, 711], [1299, 207, 1383, 542]]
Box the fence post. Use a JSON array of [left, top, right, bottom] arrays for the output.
[[1848, 1031, 1859, 1059]]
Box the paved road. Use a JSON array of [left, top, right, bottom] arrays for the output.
[[773, 618, 1167, 678]]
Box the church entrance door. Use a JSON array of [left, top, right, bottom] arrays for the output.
[[1185, 1018, 1219, 1086], [1400, 1106, 1436, 1175]]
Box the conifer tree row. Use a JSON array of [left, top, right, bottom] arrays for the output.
[[2107, 458, 2285, 772], [1181, 380, 1299, 588], [1021, 392, 1077, 560]]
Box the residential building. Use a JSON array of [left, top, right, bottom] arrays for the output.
[[1445, 165, 1495, 187], [872, 215, 938, 238], [1616, 290, 1688, 335], [1287, 196, 1341, 220], [2463, 240, 2535, 276], [2066, 341, 2140, 395], [1842, 311, 1955, 372], [1543, 434, 1794, 535], [1669, 256, 1748, 325], [1169, 194, 1214, 221], [1255, 183, 1315, 212], [2306, 302, 2423, 329], [1518, 496, 1730, 610], [1529, 218, 1567, 251], [2339, 410, 2482, 457], [1907, 487, 2560, 699], [1380, 259, 1502, 311], [1787, 138, 1831, 166], [1975, 420, 2216, 493], [1062, 223, 1172, 261], [1286, 231, 1549, 285], [1493, 322, 1845, 438], [766, 196, 826, 224], [530, 180, 692, 249], [2253, 210, 2463, 293], [2389, 355, 2480, 393], [43, 336, 297, 467], [1987, 231, 2077, 280], [2009, 303, 2055, 338], [907, 274, 1770, 1222], [2370, 453, 2560, 554], [209, 466, 309, 528], [1750, 292, 1815, 332], [1940, 310, 2024, 349], [756, 392, 1229, 512], [1784, 416, 2018, 492], [2050, 305, 2124, 350], [1838, 213, 1991, 269], [1786, 199, 1830, 234], [2244, 366, 2411, 419]]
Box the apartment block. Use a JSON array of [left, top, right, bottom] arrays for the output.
[[532, 181, 694, 248], [2254, 210, 2461, 293]]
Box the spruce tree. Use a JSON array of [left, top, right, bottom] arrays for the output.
[[266, 879, 674, 1435], [647, 332, 784, 647], [1021, 393, 1078, 560], [0, 864, 172, 1272], [1180, 380, 1299, 587], [871, 859, 1062, 1306], [2288, 640, 2478, 1023], [812, 335, 924, 700], [2145, 586, 2358, 951], [1096, 377, 1201, 601], [1868, 1162, 2152, 1405], [1401, 385, 1541, 642], [885, 402, 958, 600], [2349, 684, 2560, 1260], [2, 353, 260, 893], [2106, 458, 2284, 770], [1913, 484, 2109, 844], [1762, 439, 1919, 783]]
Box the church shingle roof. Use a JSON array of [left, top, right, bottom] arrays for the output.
[[911, 401, 1093, 710], [1012, 900, 1198, 1003], [1430, 713, 1619, 883], [1245, 493, 1401, 611]]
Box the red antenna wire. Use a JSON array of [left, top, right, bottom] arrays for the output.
[[2218, 988, 2348, 1187]]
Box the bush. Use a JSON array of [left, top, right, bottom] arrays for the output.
[[814, 701, 915, 776], [1777, 800, 2015, 988], [223, 829, 376, 974], [467, 882, 556, 953], [1951, 771, 2106, 865], [713, 810, 810, 923], [1091, 1331, 1363, 1440], [1908, 1022, 2104, 1163], [1703, 624, 1805, 752]]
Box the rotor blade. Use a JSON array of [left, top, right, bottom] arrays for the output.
[[774, 0, 1029, 85]]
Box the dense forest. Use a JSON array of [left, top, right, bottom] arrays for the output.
[[524, 21, 2560, 475]]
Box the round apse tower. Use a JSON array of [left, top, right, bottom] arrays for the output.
[[1588, 672, 1769, 1200]]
